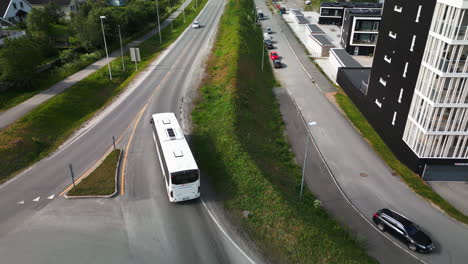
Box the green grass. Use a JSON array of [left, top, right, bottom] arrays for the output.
[[0, 2, 182, 113], [67, 149, 121, 196], [191, 0, 376, 263], [335, 92, 468, 225], [0, 0, 208, 184], [51, 24, 69, 43]]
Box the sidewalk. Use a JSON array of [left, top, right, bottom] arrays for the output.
[[0, 0, 193, 130], [258, 1, 468, 263]]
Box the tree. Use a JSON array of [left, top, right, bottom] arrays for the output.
[[44, 2, 65, 24], [26, 8, 53, 40], [0, 37, 44, 85]]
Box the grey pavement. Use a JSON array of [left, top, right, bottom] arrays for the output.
[[0, 0, 194, 131], [257, 0, 468, 263], [0, 0, 264, 263], [428, 182, 468, 216]]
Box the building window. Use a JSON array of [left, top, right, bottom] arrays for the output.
[[403, 62, 409, 77], [13, 3, 17, 9], [392, 112, 397, 126], [416, 5, 422, 23], [379, 78, 387, 86], [394, 5, 402, 13], [20, 2, 24, 8], [410, 35, 416, 52], [375, 99, 382, 108], [389, 31, 397, 39], [384, 55, 392, 63], [398, 89, 404, 103]]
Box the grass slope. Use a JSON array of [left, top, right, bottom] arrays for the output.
[[0, 0, 208, 184], [192, 0, 376, 263], [67, 149, 121, 196], [335, 93, 468, 224]]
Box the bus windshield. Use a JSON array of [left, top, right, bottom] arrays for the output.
[[171, 170, 199, 185]]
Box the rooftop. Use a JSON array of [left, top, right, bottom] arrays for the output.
[[295, 15, 309, 24], [307, 24, 325, 34], [331, 49, 361, 67], [346, 8, 382, 16], [311, 34, 334, 46], [28, 0, 72, 6], [321, 2, 382, 9]]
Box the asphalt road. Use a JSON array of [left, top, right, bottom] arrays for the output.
[[256, 1, 468, 264], [0, 0, 264, 263]]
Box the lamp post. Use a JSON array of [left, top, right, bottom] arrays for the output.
[[156, 0, 162, 43], [118, 24, 125, 71], [100, 16, 112, 80], [300, 121, 317, 200]]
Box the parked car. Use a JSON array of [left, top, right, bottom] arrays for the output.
[[263, 32, 272, 40], [264, 40, 273, 49], [270, 51, 279, 60], [273, 59, 281, 68], [305, 0, 311, 5], [266, 27, 273, 34], [192, 20, 200, 28], [373, 208, 435, 253]]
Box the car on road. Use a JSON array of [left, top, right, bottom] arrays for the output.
[[266, 27, 273, 34], [270, 51, 279, 60], [192, 20, 200, 28], [273, 59, 281, 68], [264, 39, 273, 49], [373, 208, 435, 253], [263, 32, 272, 40]]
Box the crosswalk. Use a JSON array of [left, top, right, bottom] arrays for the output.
[[18, 194, 56, 205]]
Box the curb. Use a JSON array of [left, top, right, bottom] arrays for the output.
[[64, 149, 122, 199]]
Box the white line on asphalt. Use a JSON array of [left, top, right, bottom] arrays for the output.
[[48, 194, 55, 200], [32, 197, 40, 202], [18, 201, 24, 205], [201, 198, 256, 264]]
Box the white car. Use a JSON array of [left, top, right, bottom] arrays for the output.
[[192, 20, 200, 28], [305, 0, 311, 5], [266, 27, 272, 34]]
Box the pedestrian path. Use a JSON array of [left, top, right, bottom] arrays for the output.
[[0, 0, 193, 130]]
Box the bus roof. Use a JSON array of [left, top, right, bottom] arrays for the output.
[[152, 113, 198, 173]]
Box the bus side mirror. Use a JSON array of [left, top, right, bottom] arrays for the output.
[[150, 119, 154, 124]]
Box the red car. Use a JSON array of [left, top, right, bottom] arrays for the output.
[[270, 51, 279, 60]]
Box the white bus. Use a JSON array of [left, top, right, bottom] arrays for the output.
[[150, 112, 200, 202]]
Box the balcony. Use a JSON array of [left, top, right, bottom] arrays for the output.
[[436, 56, 468, 73], [434, 20, 468, 41]]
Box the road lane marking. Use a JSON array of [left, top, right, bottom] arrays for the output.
[[18, 201, 24, 205], [201, 198, 256, 264], [32, 197, 40, 202], [48, 194, 55, 200]]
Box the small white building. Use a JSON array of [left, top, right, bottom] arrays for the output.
[[0, 0, 32, 24], [308, 34, 334, 57], [328, 48, 360, 82]]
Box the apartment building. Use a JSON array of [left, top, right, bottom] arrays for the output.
[[337, 0, 468, 175], [340, 8, 382, 56], [318, 2, 382, 26]]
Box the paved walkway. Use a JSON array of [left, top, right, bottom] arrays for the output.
[[0, 0, 194, 130]]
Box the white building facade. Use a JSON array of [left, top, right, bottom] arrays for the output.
[[403, 0, 468, 159]]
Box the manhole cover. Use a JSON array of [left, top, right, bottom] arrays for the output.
[[360, 172, 368, 177]]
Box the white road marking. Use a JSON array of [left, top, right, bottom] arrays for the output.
[[48, 194, 55, 200], [18, 201, 24, 205], [201, 198, 256, 264], [32, 197, 40, 202]]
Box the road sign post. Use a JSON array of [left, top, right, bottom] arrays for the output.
[[130, 48, 141, 71], [69, 164, 76, 188]]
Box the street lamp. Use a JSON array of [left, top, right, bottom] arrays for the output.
[[100, 16, 112, 80], [300, 121, 317, 200]]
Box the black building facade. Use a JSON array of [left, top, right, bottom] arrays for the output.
[[338, 0, 438, 173]]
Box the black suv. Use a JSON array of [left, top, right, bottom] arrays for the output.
[[373, 208, 434, 253], [273, 59, 281, 68]]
